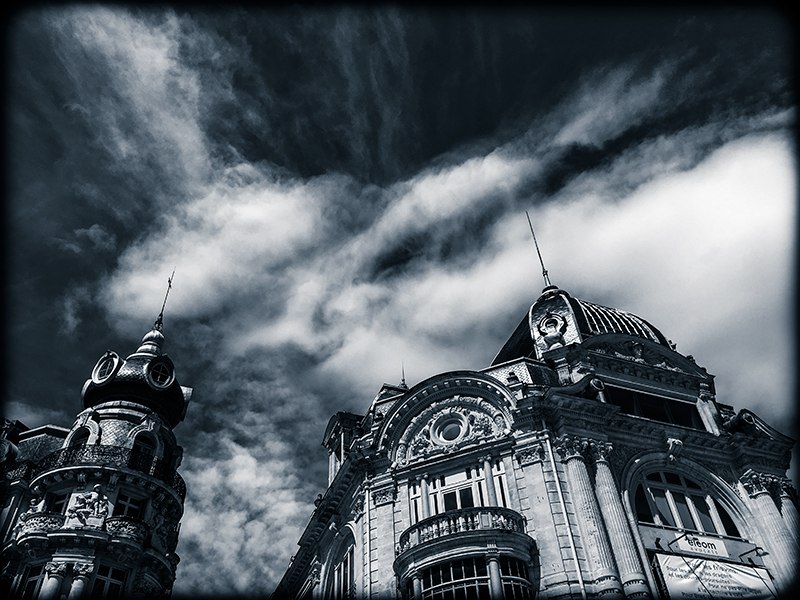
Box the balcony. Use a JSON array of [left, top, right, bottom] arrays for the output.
[[104, 516, 149, 544], [397, 507, 527, 555], [15, 512, 66, 540], [34, 446, 186, 500]]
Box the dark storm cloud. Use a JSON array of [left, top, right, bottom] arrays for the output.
[[4, 6, 795, 598]]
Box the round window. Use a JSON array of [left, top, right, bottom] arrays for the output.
[[440, 420, 462, 441], [432, 412, 469, 445], [91, 351, 121, 385], [146, 358, 175, 389]]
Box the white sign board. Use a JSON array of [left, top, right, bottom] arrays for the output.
[[656, 554, 777, 599], [673, 533, 727, 558]]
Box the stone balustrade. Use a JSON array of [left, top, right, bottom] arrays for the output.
[[397, 506, 526, 556], [104, 516, 148, 544], [16, 512, 66, 539]]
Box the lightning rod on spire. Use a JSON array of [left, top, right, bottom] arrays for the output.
[[155, 268, 176, 331], [526, 211, 552, 288]]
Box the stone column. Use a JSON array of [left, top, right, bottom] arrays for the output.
[[777, 479, 799, 545], [481, 456, 498, 506], [741, 472, 797, 591], [412, 573, 422, 600], [39, 562, 67, 600], [419, 474, 431, 519], [589, 442, 652, 599], [67, 562, 93, 600], [555, 435, 624, 600], [486, 552, 503, 600]]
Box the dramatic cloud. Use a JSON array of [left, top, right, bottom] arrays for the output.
[[4, 6, 794, 598]]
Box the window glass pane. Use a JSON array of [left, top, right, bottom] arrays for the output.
[[650, 489, 675, 527], [475, 558, 487, 578], [452, 560, 463, 581], [713, 498, 740, 537], [645, 472, 662, 482], [684, 477, 702, 489], [691, 495, 716, 533], [664, 472, 681, 486], [635, 484, 655, 524], [444, 492, 458, 512], [673, 492, 697, 530], [459, 488, 474, 508], [639, 397, 671, 423]]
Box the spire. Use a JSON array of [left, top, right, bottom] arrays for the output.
[[154, 268, 176, 332], [400, 361, 407, 389], [526, 211, 554, 291]]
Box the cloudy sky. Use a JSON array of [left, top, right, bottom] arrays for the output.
[[3, 6, 796, 597]]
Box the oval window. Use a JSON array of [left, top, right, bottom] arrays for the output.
[[92, 351, 121, 385]]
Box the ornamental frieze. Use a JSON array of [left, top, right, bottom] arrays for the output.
[[394, 396, 508, 467]]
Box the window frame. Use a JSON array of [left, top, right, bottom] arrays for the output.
[[634, 470, 741, 539]]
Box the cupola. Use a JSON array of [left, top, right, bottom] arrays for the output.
[[80, 317, 191, 428]]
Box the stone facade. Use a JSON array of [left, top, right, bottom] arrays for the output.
[[273, 284, 797, 599], [0, 320, 191, 599]]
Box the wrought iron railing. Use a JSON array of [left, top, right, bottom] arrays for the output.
[[3, 461, 36, 482], [397, 506, 526, 555], [35, 446, 186, 500]]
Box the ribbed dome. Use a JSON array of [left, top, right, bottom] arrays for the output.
[[81, 324, 189, 427], [567, 296, 669, 346], [492, 285, 671, 365]]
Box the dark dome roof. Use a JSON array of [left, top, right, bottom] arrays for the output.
[[81, 325, 189, 428], [567, 295, 670, 346], [492, 286, 670, 365]]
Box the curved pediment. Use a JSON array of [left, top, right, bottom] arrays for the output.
[[582, 333, 712, 379], [376, 371, 515, 465]]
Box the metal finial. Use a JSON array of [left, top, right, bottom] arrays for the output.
[[401, 361, 407, 388], [154, 268, 176, 331], [526, 211, 552, 288]]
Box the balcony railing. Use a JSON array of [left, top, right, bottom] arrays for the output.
[[16, 512, 66, 538], [3, 461, 36, 483], [35, 446, 186, 500], [104, 516, 149, 544], [397, 507, 526, 555]]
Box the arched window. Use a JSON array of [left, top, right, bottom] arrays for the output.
[[633, 470, 740, 538], [326, 532, 357, 600], [132, 434, 156, 457], [69, 428, 90, 448]]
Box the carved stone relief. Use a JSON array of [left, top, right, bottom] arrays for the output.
[[395, 395, 509, 466]]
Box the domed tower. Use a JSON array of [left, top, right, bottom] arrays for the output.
[[2, 317, 191, 600], [275, 276, 796, 600]]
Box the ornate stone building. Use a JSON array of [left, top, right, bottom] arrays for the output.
[[0, 318, 191, 599], [273, 283, 797, 599]]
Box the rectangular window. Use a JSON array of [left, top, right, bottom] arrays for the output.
[[19, 564, 46, 600], [605, 386, 704, 430], [50, 492, 69, 514], [90, 565, 126, 600], [112, 493, 144, 520]]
